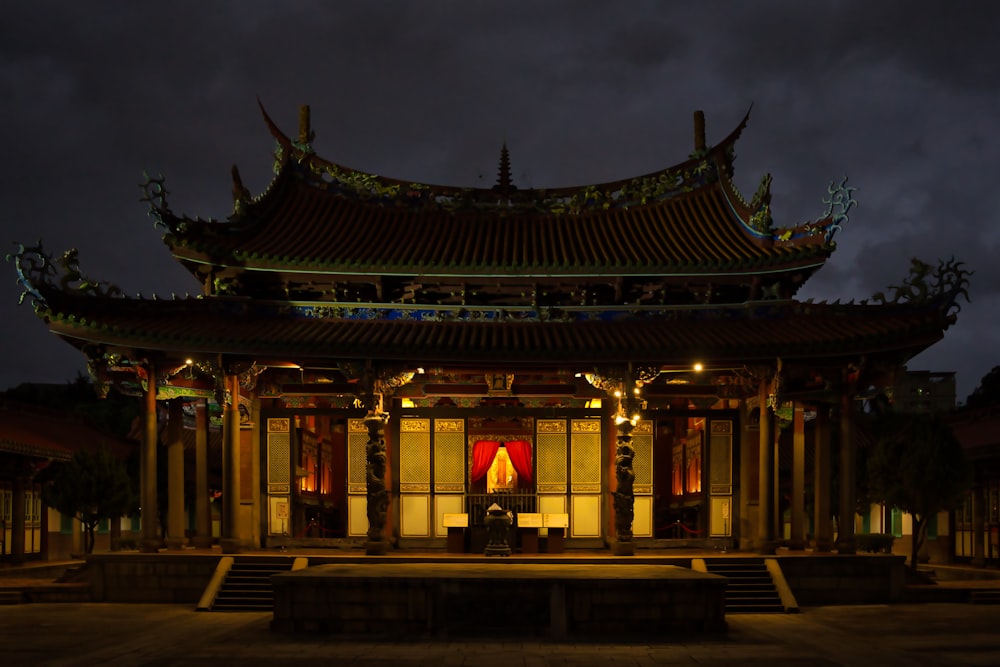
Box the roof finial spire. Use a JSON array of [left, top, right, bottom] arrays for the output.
[[297, 105, 314, 147], [493, 142, 515, 196], [693, 110, 706, 152]]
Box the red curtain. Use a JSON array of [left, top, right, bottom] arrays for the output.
[[504, 439, 533, 483], [471, 440, 500, 482]]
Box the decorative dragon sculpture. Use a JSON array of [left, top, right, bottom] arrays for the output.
[[7, 241, 123, 311], [869, 257, 972, 319]]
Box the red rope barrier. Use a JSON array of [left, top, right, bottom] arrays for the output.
[[295, 519, 340, 538], [655, 520, 704, 536]]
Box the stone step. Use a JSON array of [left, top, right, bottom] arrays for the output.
[[0, 591, 24, 605], [704, 557, 786, 614], [208, 557, 295, 612], [970, 590, 1000, 604]]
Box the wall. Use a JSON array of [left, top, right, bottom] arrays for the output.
[[85, 553, 219, 603], [777, 555, 906, 604]]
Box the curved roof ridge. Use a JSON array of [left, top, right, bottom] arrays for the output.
[[256, 100, 754, 206], [151, 104, 843, 286]]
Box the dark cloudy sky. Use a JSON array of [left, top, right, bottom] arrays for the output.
[[2, 1, 997, 403]]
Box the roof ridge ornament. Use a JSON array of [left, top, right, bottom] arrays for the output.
[[868, 256, 972, 321], [748, 173, 774, 235], [140, 171, 172, 232], [689, 110, 709, 161], [493, 142, 515, 197], [231, 164, 252, 217], [821, 176, 857, 242], [7, 242, 123, 311], [293, 104, 315, 154]]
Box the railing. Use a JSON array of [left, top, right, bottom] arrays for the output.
[[466, 492, 537, 526]]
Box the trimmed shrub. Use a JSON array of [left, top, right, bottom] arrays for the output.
[[856, 533, 896, 554]]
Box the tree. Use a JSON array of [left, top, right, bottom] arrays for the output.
[[965, 365, 1000, 409], [40, 447, 135, 554], [866, 412, 970, 569]]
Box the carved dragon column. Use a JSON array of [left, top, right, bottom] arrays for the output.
[[612, 413, 636, 556], [354, 363, 414, 556], [587, 365, 653, 556], [363, 410, 389, 555]]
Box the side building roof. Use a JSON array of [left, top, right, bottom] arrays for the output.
[[0, 399, 135, 463]]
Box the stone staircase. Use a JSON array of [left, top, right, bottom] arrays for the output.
[[0, 561, 92, 605], [210, 556, 297, 612], [704, 557, 786, 613]]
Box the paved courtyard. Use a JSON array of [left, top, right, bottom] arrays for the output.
[[1, 602, 999, 666]]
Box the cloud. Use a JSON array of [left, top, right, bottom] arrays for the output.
[[1, 1, 997, 401]]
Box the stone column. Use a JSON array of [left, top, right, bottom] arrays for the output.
[[971, 478, 986, 566], [836, 388, 857, 554], [110, 516, 122, 551], [39, 496, 49, 558], [813, 407, 833, 551], [191, 399, 213, 548], [789, 402, 807, 550], [164, 399, 187, 550], [612, 417, 636, 556], [773, 420, 782, 544], [10, 470, 26, 563], [755, 378, 776, 553], [220, 372, 242, 554], [140, 363, 160, 553], [365, 412, 389, 555], [738, 401, 755, 551], [72, 515, 83, 555]]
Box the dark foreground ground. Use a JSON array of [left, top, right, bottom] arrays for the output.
[[1, 601, 999, 666]]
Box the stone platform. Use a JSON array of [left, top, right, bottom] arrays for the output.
[[271, 561, 727, 639]]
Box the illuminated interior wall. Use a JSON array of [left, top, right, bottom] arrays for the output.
[[265, 417, 291, 536], [570, 419, 602, 538], [433, 418, 465, 536], [398, 418, 431, 537], [346, 418, 369, 537], [708, 419, 733, 537], [631, 420, 653, 537], [536, 419, 567, 536]]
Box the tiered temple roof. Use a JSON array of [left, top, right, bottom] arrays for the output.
[[27, 288, 960, 369], [146, 106, 849, 307], [10, 105, 969, 387]]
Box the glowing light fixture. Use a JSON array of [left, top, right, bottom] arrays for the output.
[[693, 362, 704, 372]]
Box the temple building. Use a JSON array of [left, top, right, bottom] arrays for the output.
[[9, 105, 970, 556], [0, 397, 135, 562]]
